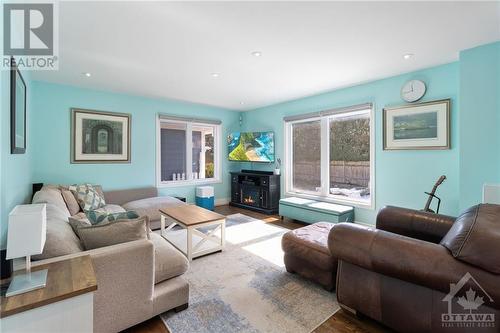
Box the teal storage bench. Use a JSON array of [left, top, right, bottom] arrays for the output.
[[279, 197, 354, 224]]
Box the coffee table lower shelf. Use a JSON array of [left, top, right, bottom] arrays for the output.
[[160, 216, 225, 261]]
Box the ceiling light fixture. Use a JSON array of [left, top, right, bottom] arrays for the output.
[[251, 51, 262, 57], [240, 101, 245, 105], [211, 72, 220, 78], [403, 53, 414, 60], [82, 72, 91, 77]]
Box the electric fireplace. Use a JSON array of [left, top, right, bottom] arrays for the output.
[[230, 170, 280, 214], [241, 186, 260, 207]]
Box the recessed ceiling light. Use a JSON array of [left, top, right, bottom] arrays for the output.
[[403, 53, 414, 60], [240, 101, 245, 105], [82, 72, 91, 77], [251, 51, 262, 57], [211, 72, 220, 78]]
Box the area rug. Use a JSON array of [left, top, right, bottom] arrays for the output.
[[160, 213, 339, 333]]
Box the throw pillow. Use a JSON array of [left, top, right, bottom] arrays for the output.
[[93, 185, 106, 200], [61, 188, 81, 216], [85, 210, 140, 225], [93, 204, 126, 215], [76, 216, 150, 250], [69, 184, 106, 211], [68, 215, 92, 235]]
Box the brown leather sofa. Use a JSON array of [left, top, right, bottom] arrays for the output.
[[329, 204, 500, 333]]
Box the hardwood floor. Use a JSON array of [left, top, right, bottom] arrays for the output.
[[213, 204, 306, 230], [313, 310, 391, 333], [123, 205, 387, 333], [122, 317, 169, 333]]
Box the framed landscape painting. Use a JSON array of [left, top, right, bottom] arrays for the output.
[[383, 99, 450, 150], [71, 108, 131, 163]]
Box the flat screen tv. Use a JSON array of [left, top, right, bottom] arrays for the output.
[[227, 131, 275, 162]]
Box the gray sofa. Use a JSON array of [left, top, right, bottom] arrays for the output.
[[104, 187, 184, 230], [30, 186, 189, 333]]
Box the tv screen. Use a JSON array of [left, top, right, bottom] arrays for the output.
[[227, 131, 275, 162]]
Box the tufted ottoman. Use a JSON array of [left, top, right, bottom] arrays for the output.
[[281, 222, 338, 291]]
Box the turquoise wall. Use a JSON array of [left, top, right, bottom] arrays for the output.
[[0, 70, 35, 248], [241, 63, 460, 224], [2, 41, 498, 247], [458, 42, 500, 210], [30, 81, 241, 204]]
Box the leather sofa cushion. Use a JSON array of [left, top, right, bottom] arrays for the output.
[[441, 204, 500, 274], [282, 222, 336, 271], [376, 205, 455, 243], [150, 233, 189, 284]]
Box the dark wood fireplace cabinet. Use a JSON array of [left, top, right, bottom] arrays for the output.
[[230, 170, 280, 214]]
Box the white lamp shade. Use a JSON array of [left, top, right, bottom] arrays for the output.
[[6, 204, 47, 259]]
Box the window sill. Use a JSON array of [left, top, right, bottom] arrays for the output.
[[285, 191, 374, 210], [157, 178, 222, 188]]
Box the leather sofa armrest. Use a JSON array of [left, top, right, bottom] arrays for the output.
[[329, 223, 499, 305], [376, 206, 456, 243]]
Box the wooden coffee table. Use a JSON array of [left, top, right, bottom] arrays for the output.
[[159, 205, 226, 261]]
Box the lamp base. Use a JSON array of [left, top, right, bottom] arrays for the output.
[[5, 269, 48, 297]]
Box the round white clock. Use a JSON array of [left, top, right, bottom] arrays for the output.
[[401, 80, 426, 102]]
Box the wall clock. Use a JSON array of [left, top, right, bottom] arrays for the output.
[[401, 80, 426, 102]]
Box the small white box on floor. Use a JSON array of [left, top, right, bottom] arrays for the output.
[[196, 186, 215, 210], [196, 186, 214, 198]]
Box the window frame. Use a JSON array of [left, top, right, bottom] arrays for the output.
[[156, 116, 222, 188], [284, 106, 375, 209]]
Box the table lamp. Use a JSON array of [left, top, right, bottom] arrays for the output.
[[5, 204, 47, 297]]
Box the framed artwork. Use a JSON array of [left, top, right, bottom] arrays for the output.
[[11, 57, 27, 154], [383, 99, 450, 150], [71, 108, 131, 163]]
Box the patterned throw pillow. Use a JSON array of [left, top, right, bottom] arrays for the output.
[[69, 184, 106, 212], [85, 210, 140, 225]]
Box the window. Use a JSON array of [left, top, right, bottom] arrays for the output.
[[157, 116, 221, 186], [285, 104, 374, 207], [292, 120, 321, 193]]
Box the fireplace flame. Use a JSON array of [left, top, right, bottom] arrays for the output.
[[243, 196, 255, 204]]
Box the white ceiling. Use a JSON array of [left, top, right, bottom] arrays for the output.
[[32, 1, 500, 111]]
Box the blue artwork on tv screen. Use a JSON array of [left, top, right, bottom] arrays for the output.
[[227, 132, 275, 162]]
